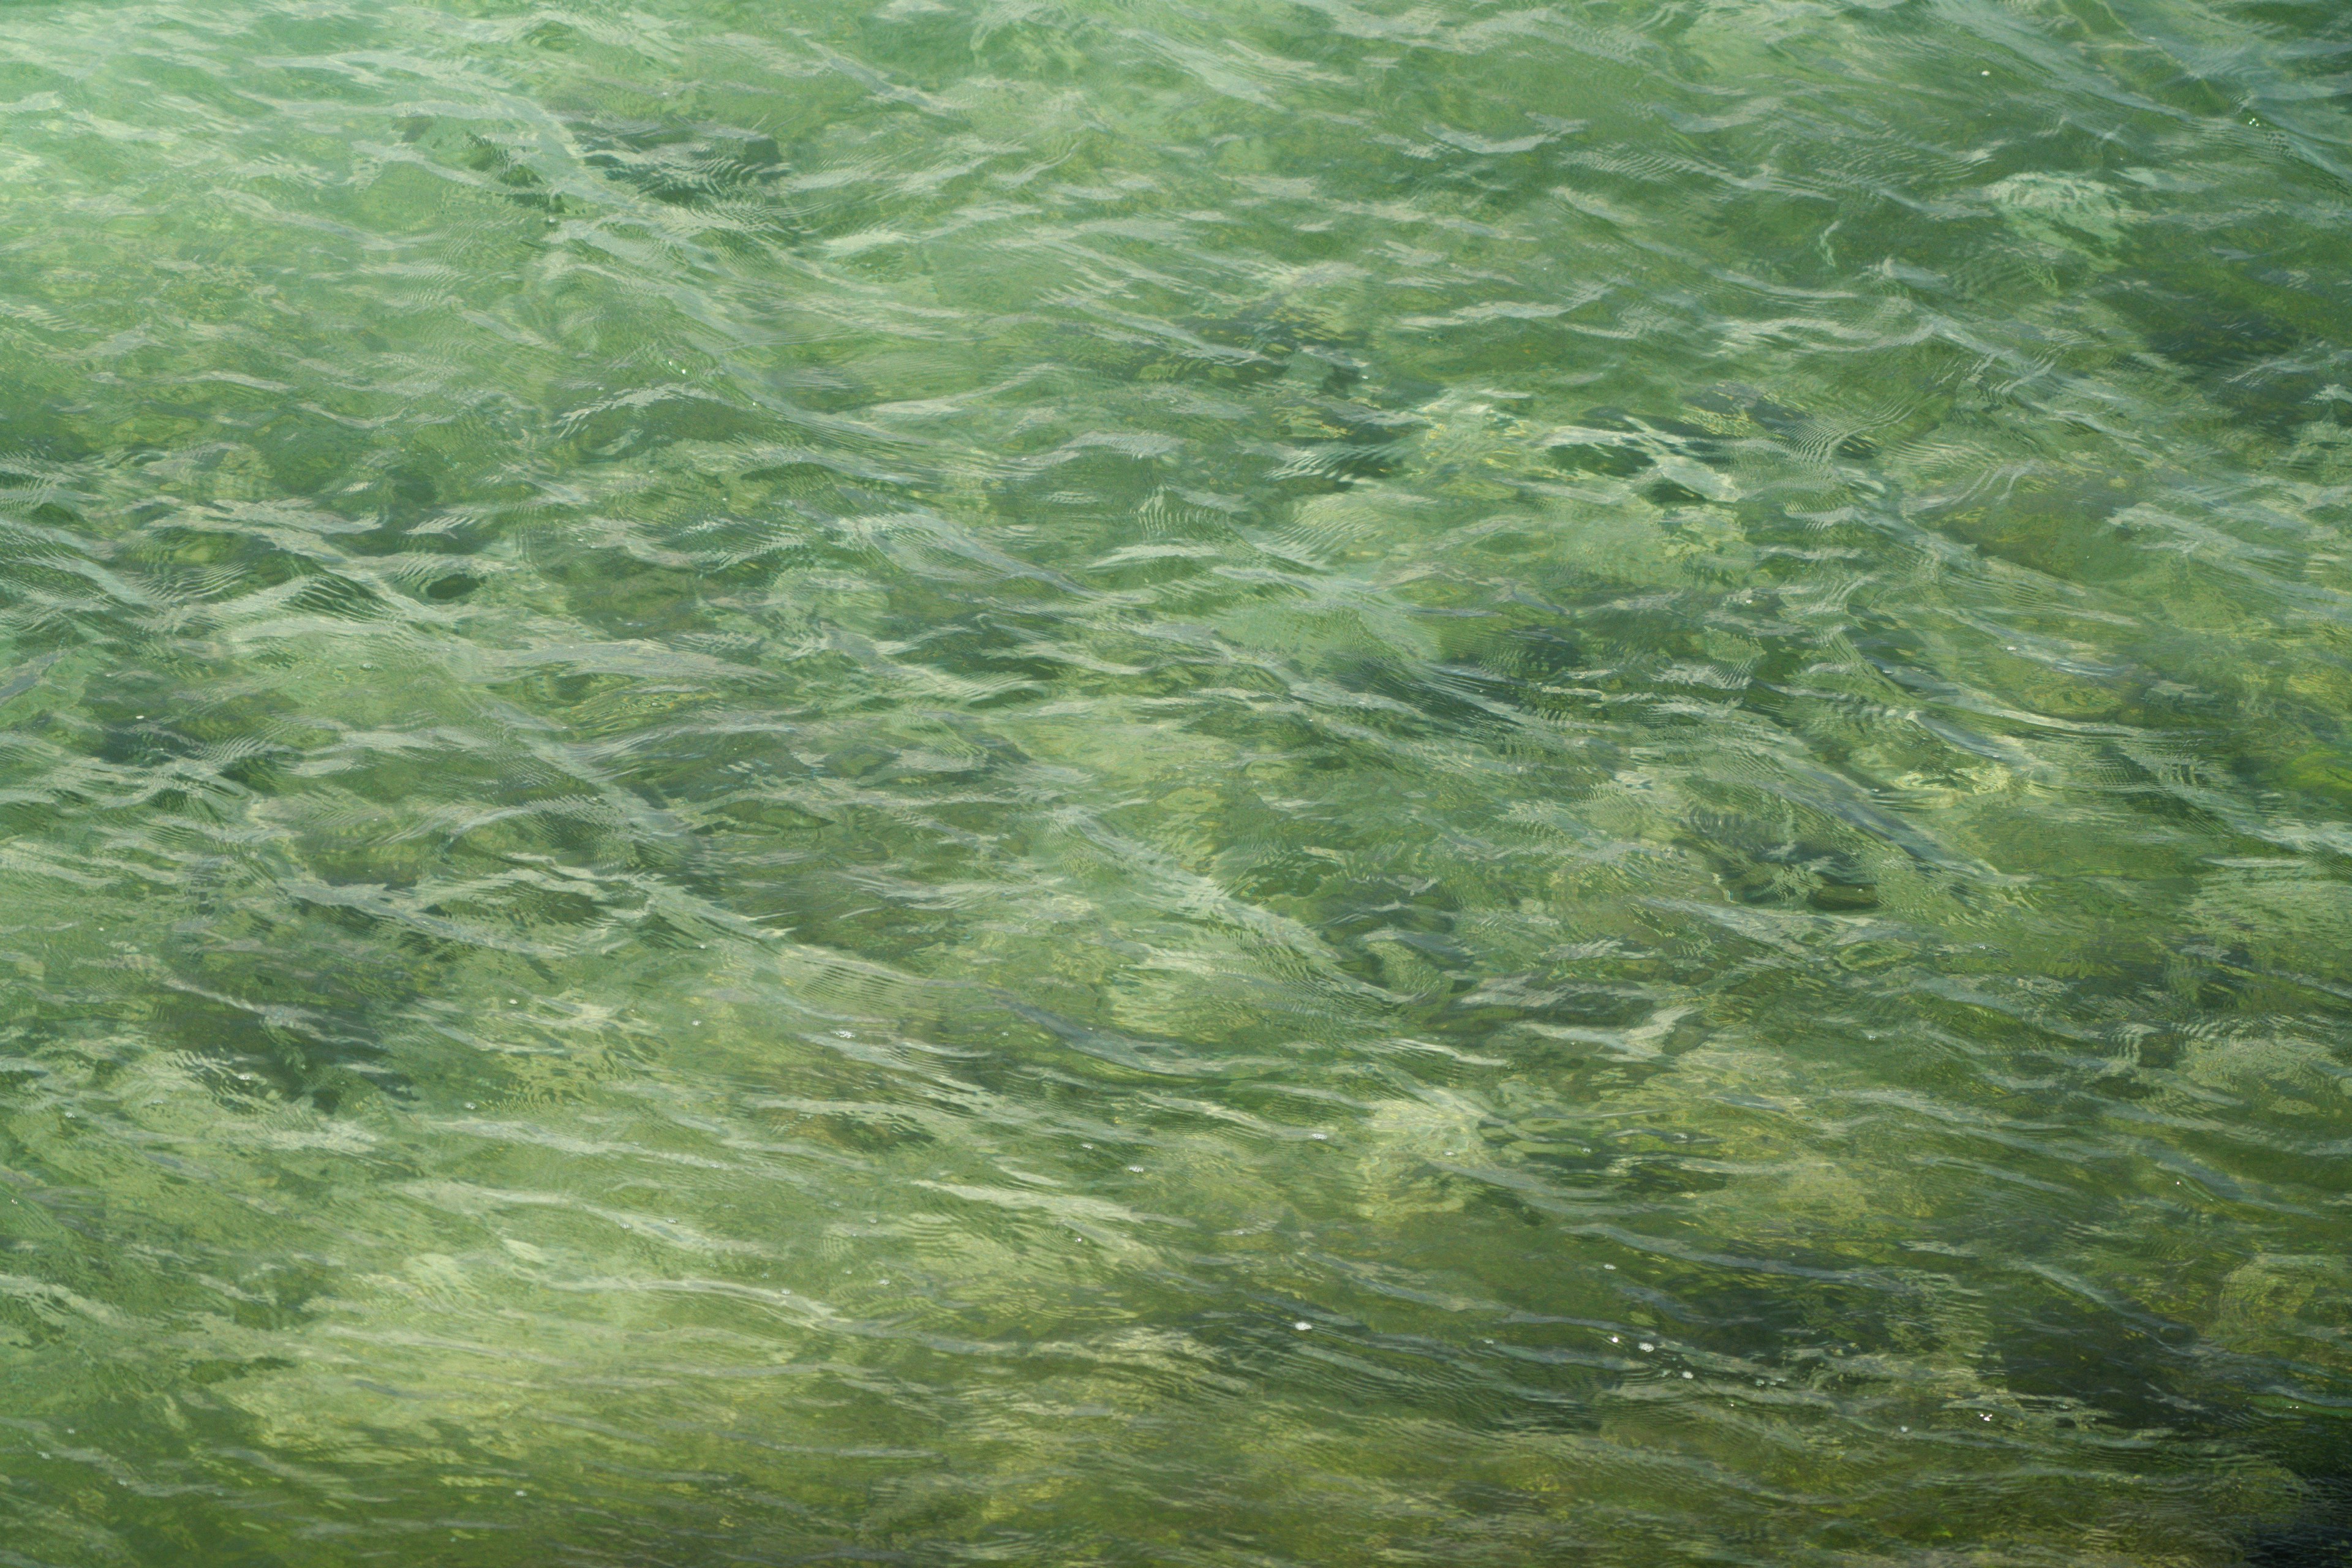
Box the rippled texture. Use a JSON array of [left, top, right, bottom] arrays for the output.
[[0, 0, 2348, 1561]]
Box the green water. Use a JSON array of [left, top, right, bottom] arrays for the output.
[[0, 0, 2348, 1561]]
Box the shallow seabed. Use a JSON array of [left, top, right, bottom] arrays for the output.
[[0, 0, 2347, 1561]]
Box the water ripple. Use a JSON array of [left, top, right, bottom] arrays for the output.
[[0, 0, 2346, 1561]]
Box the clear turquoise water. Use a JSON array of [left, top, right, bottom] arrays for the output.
[[0, 0, 2348, 1561]]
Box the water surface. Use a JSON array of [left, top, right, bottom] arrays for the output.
[[0, 0, 2349, 1562]]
